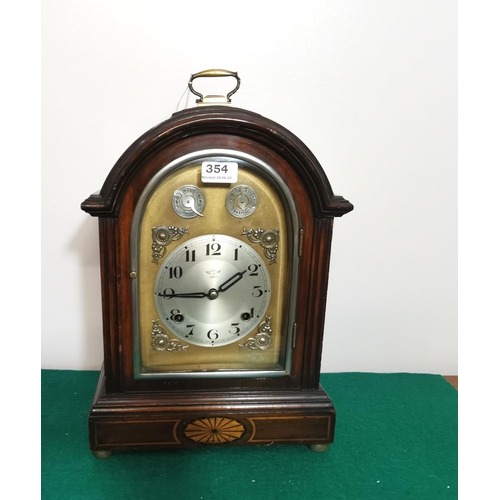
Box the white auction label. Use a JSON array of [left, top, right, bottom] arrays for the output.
[[201, 161, 238, 183]]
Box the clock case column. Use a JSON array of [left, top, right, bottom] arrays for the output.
[[82, 106, 353, 454]]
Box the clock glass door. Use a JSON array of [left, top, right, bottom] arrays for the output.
[[131, 150, 299, 378]]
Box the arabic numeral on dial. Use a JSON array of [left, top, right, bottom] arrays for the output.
[[186, 324, 195, 336], [234, 248, 239, 261], [167, 266, 183, 279], [206, 242, 221, 256], [229, 323, 240, 335], [207, 329, 219, 340], [252, 285, 263, 297], [159, 288, 174, 299], [169, 309, 184, 323], [185, 249, 196, 262], [241, 308, 255, 321], [247, 264, 259, 276]]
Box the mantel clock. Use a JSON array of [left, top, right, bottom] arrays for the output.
[[81, 70, 353, 457]]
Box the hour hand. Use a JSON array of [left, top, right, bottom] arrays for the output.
[[218, 270, 247, 293]]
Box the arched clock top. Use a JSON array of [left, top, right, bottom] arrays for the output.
[[81, 106, 353, 218]]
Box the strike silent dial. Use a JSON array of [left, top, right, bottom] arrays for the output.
[[225, 185, 258, 219], [172, 185, 205, 218]]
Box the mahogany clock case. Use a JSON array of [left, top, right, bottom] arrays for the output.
[[81, 105, 353, 453]]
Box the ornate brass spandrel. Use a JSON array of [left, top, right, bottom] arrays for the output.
[[151, 319, 188, 352], [151, 226, 188, 264], [243, 228, 279, 265], [239, 316, 273, 350]]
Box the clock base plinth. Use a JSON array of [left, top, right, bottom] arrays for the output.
[[89, 369, 335, 454]]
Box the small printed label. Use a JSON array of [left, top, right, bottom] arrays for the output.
[[201, 162, 238, 183]]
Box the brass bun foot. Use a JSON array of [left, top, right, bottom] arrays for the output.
[[308, 444, 329, 453], [92, 450, 113, 459]]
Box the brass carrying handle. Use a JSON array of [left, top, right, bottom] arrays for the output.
[[188, 69, 241, 104]]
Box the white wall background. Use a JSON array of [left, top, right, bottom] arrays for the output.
[[41, 0, 457, 374]]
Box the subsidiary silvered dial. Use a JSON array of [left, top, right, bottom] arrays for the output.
[[154, 234, 271, 347]]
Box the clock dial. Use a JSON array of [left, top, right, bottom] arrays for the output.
[[154, 234, 271, 347]]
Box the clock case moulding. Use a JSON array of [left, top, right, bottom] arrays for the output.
[[81, 104, 353, 455]]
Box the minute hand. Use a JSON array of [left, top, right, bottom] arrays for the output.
[[158, 291, 208, 299], [218, 270, 247, 293]]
